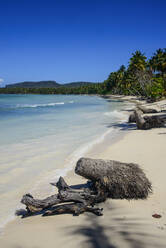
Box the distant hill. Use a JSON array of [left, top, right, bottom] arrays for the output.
[[6, 81, 94, 88], [6, 81, 60, 88]]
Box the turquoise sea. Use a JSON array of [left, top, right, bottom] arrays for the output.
[[0, 94, 128, 229]]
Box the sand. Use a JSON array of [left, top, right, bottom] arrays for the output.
[[0, 97, 166, 248]]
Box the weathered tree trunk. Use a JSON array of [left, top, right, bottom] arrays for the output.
[[55, 176, 70, 191], [58, 190, 95, 205], [21, 193, 61, 213], [128, 112, 136, 123], [75, 157, 152, 199], [20, 157, 152, 217], [144, 115, 165, 128], [75, 158, 128, 182], [137, 105, 159, 113], [134, 109, 147, 129], [21, 177, 98, 215], [134, 109, 165, 129], [43, 203, 103, 216]]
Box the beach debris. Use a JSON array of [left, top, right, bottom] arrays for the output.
[[75, 158, 152, 200], [21, 176, 103, 217], [43, 203, 103, 217], [128, 103, 166, 129], [137, 105, 159, 114], [152, 213, 162, 218], [134, 109, 165, 129], [128, 112, 137, 123], [20, 157, 152, 217]]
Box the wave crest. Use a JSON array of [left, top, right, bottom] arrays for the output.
[[16, 102, 65, 108], [104, 110, 126, 120]]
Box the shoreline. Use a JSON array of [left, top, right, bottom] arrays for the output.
[[1, 96, 166, 247], [0, 96, 133, 233]]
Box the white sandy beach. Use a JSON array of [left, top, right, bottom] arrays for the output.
[[0, 98, 166, 248]]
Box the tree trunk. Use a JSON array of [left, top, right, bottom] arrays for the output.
[[134, 109, 147, 129], [20, 157, 152, 217], [134, 109, 165, 129], [144, 115, 166, 128], [21, 193, 61, 213], [20, 177, 98, 215], [128, 112, 136, 123], [75, 157, 152, 200], [43, 203, 103, 216], [137, 105, 159, 113]]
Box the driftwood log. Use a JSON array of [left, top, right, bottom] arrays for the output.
[[20, 158, 152, 217], [128, 112, 136, 123], [134, 109, 146, 128], [134, 109, 165, 129], [21, 176, 102, 216], [43, 203, 103, 216], [137, 105, 159, 114], [75, 158, 152, 199]]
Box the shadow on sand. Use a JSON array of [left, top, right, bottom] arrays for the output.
[[66, 201, 166, 248], [16, 178, 166, 248], [107, 122, 137, 131]]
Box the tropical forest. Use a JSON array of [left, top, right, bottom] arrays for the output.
[[1, 48, 166, 101]]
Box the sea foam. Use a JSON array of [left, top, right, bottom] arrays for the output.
[[0, 94, 128, 231], [16, 102, 65, 108]]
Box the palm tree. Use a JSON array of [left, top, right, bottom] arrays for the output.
[[128, 50, 147, 72], [149, 48, 166, 75]]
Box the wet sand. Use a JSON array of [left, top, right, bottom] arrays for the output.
[[0, 97, 166, 248]]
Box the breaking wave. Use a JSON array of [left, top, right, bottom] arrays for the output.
[[16, 102, 65, 108], [104, 110, 127, 121]]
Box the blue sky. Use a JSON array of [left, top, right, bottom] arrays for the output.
[[0, 0, 166, 86]]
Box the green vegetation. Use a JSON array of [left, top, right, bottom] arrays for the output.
[[103, 48, 166, 100], [6, 81, 94, 88], [1, 48, 166, 101]]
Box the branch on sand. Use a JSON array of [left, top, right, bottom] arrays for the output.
[[20, 158, 152, 217]]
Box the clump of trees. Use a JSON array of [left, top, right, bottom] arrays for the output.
[[104, 48, 166, 100], [0, 83, 107, 95], [0, 48, 166, 101]]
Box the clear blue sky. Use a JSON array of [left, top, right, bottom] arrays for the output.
[[0, 0, 166, 86]]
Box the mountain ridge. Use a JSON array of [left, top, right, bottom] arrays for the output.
[[5, 81, 95, 88]]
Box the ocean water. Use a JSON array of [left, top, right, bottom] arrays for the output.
[[0, 94, 128, 230]]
